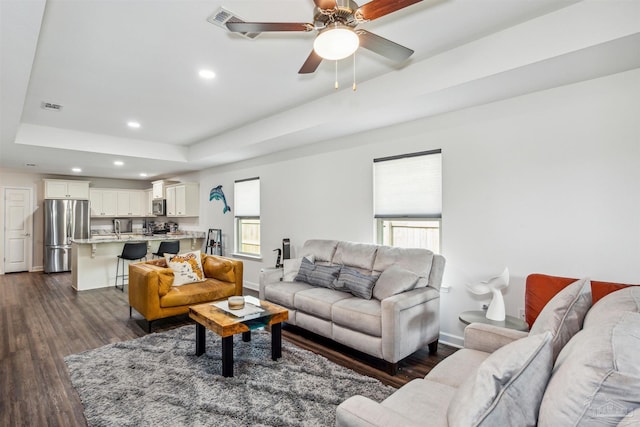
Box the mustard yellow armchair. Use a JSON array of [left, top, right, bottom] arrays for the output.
[[128, 254, 243, 332]]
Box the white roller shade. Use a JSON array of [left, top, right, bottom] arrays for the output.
[[374, 152, 442, 218], [234, 178, 260, 217]]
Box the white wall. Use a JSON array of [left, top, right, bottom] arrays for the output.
[[189, 68, 640, 346]]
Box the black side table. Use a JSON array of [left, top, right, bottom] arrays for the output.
[[459, 310, 529, 331]]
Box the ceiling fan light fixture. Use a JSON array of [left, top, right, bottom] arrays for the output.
[[313, 23, 359, 61]]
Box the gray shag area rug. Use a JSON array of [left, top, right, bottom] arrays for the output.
[[65, 326, 395, 426]]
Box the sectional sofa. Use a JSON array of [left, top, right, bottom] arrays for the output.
[[336, 274, 640, 426], [259, 239, 445, 373]]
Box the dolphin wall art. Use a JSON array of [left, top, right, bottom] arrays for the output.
[[209, 185, 231, 214]]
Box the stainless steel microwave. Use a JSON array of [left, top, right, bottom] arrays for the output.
[[152, 199, 166, 216]]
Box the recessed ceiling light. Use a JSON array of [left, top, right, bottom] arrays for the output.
[[127, 121, 141, 129], [72, 167, 82, 173], [114, 160, 124, 166], [198, 69, 216, 79], [139, 173, 148, 177]]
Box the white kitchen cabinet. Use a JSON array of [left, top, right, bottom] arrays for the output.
[[144, 189, 155, 217], [165, 183, 199, 217], [90, 189, 117, 217], [166, 186, 176, 216], [130, 191, 143, 216], [152, 180, 177, 199], [44, 179, 90, 199], [92, 189, 148, 217], [116, 190, 144, 216]]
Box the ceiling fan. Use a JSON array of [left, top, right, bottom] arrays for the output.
[[226, 0, 423, 74]]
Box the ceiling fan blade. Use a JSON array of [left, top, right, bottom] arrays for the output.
[[298, 50, 323, 74], [313, 0, 338, 10], [358, 30, 414, 62], [226, 22, 311, 33], [357, 0, 422, 21]]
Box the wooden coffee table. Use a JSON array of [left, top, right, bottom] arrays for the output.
[[189, 298, 289, 377]]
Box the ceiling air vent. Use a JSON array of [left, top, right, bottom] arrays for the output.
[[41, 102, 63, 111], [207, 7, 260, 39]]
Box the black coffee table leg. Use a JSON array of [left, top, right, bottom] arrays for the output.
[[271, 322, 282, 361], [222, 335, 234, 377], [195, 323, 205, 356], [242, 331, 251, 342]]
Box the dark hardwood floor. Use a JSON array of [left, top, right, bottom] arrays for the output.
[[0, 271, 456, 426]]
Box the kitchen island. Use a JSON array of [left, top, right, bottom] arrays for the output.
[[71, 232, 206, 291]]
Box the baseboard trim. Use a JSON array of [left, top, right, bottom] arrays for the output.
[[439, 332, 464, 349], [244, 280, 259, 291]]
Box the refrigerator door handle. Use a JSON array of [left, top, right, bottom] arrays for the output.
[[67, 202, 73, 244]]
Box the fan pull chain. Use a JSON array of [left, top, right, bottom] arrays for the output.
[[353, 53, 357, 91], [335, 61, 339, 90]]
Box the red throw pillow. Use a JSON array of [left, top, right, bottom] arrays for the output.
[[591, 282, 637, 304], [525, 274, 577, 327]]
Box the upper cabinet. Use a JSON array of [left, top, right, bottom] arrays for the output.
[[152, 180, 177, 199], [144, 189, 155, 217], [90, 189, 118, 217], [166, 182, 199, 217], [44, 179, 90, 199], [89, 189, 146, 217], [116, 190, 143, 216]]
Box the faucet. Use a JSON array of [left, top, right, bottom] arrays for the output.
[[114, 219, 121, 240]]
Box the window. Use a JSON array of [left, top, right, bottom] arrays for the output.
[[234, 178, 260, 256], [374, 150, 442, 253]]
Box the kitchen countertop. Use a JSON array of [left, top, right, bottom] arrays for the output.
[[73, 232, 206, 244]]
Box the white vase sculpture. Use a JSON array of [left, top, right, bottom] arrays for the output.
[[466, 267, 510, 321]]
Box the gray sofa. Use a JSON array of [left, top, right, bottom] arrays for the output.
[[259, 239, 446, 373], [336, 279, 640, 426]]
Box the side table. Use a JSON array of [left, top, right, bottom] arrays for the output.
[[459, 310, 529, 331]]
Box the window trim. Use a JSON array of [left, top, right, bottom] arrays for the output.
[[375, 217, 442, 254], [234, 216, 261, 257], [373, 150, 442, 253], [234, 177, 261, 257]]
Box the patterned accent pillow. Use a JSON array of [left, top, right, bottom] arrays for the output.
[[294, 257, 315, 283], [165, 250, 206, 286], [336, 266, 379, 300], [295, 257, 341, 288], [284, 255, 315, 282]]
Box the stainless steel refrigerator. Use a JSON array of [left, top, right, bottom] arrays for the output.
[[44, 199, 90, 273]]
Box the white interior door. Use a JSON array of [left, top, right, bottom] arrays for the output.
[[4, 188, 33, 273]]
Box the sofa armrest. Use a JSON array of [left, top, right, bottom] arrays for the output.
[[128, 263, 164, 320], [381, 287, 441, 363], [259, 267, 283, 299], [336, 396, 421, 427], [463, 323, 529, 353]]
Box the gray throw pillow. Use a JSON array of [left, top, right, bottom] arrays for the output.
[[283, 255, 315, 282], [529, 277, 591, 360], [372, 265, 419, 300], [295, 258, 341, 288], [335, 266, 378, 299], [294, 257, 315, 283], [447, 332, 554, 427]]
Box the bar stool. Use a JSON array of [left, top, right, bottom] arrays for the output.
[[152, 240, 180, 258], [115, 242, 147, 292]]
